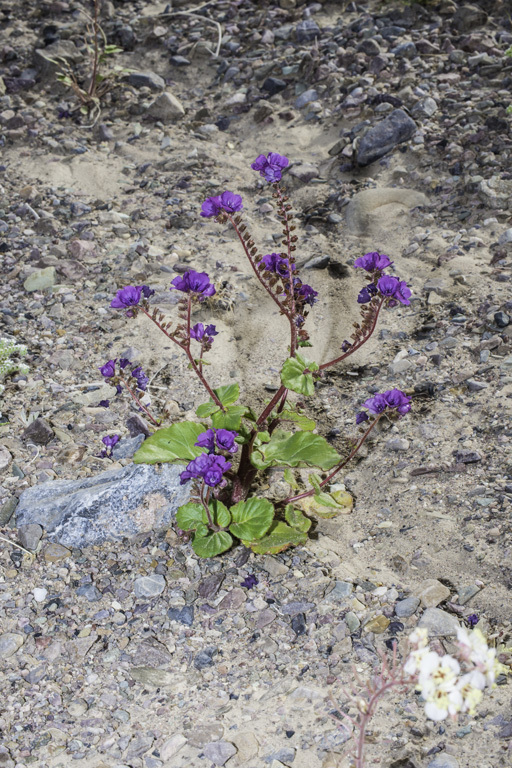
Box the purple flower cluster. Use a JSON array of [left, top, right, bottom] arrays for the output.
[[99, 358, 149, 392], [190, 323, 218, 344], [99, 434, 120, 458], [261, 252, 295, 278], [294, 280, 318, 307], [354, 251, 411, 307], [376, 275, 411, 307], [354, 252, 393, 272], [180, 453, 232, 487], [195, 428, 238, 454], [251, 152, 289, 183], [110, 284, 154, 310], [171, 270, 215, 300], [356, 389, 411, 423], [201, 190, 243, 218]]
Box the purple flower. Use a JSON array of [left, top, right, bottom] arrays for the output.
[[98, 400, 110, 408], [382, 389, 411, 415], [200, 190, 243, 217], [362, 393, 388, 414], [190, 323, 218, 343], [377, 276, 411, 306], [215, 429, 238, 453], [99, 359, 116, 378], [171, 270, 216, 299], [467, 614, 479, 628], [110, 285, 142, 309], [251, 152, 289, 183], [356, 412, 369, 424], [100, 434, 120, 457], [354, 252, 393, 272], [261, 253, 295, 277], [180, 453, 231, 487], [195, 429, 216, 453], [241, 574, 258, 589], [341, 340, 352, 352], [130, 366, 149, 392], [119, 358, 131, 369], [138, 284, 155, 299], [357, 283, 378, 304], [203, 455, 232, 487], [296, 282, 318, 306]]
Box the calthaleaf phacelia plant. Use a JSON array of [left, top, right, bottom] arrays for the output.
[[102, 151, 413, 558], [0, 337, 29, 397]]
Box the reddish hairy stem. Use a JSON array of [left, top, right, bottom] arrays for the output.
[[140, 306, 224, 410], [275, 185, 298, 356], [88, 0, 100, 98], [119, 376, 160, 427], [282, 415, 383, 505], [256, 384, 288, 428], [319, 298, 385, 371]]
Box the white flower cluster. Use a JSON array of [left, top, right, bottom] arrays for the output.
[[0, 337, 29, 395], [404, 627, 504, 722]]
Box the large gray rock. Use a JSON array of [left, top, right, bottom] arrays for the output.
[[16, 463, 189, 548], [147, 91, 185, 122], [357, 109, 417, 166], [127, 71, 165, 91]]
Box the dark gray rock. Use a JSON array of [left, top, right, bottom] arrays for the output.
[[262, 77, 287, 96], [17, 523, 43, 552], [291, 613, 307, 636], [356, 109, 417, 166], [452, 4, 487, 33], [194, 647, 216, 670], [395, 597, 420, 617], [494, 311, 510, 328], [127, 71, 165, 91], [392, 42, 417, 59], [76, 584, 102, 602], [126, 415, 152, 438], [203, 741, 237, 766], [418, 608, 459, 636], [112, 434, 145, 460], [16, 463, 189, 548], [198, 573, 225, 598], [295, 20, 320, 43], [167, 605, 194, 626], [294, 89, 318, 109], [22, 418, 54, 446]]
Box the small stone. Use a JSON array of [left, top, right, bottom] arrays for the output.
[[170, 55, 190, 66], [262, 77, 288, 96], [457, 585, 480, 605], [76, 584, 102, 602], [111, 434, 145, 460], [498, 228, 512, 245], [0, 496, 17, 526], [160, 734, 187, 761], [295, 19, 320, 43], [202, 741, 237, 766], [327, 581, 353, 600], [198, 573, 225, 598], [17, 523, 43, 551], [127, 71, 165, 91], [418, 608, 459, 636], [261, 556, 289, 577], [232, 732, 259, 762], [125, 734, 155, 759], [304, 255, 330, 269], [494, 311, 510, 328], [289, 163, 319, 183], [454, 450, 482, 464], [0, 445, 12, 472], [0, 633, 24, 659], [412, 97, 438, 118], [24, 266, 57, 292], [427, 757, 459, 768], [417, 579, 451, 608], [22, 418, 54, 445], [147, 91, 185, 122], [167, 605, 194, 626], [294, 89, 318, 109], [126, 415, 152, 438], [395, 597, 420, 618], [133, 574, 165, 598], [345, 611, 360, 633], [268, 747, 296, 764], [357, 109, 417, 166], [33, 587, 48, 602], [385, 438, 410, 452], [187, 723, 223, 748], [194, 647, 216, 670], [452, 4, 487, 32], [364, 615, 390, 634], [44, 542, 71, 562], [218, 588, 246, 611], [291, 613, 307, 636], [465, 379, 489, 392]]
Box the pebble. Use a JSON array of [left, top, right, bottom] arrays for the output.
[[417, 579, 451, 608], [167, 605, 194, 626], [22, 417, 54, 446], [345, 611, 361, 633], [0, 445, 12, 471], [385, 437, 410, 452], [202, 741, 237, 766], [17, 523, 43, 551], [418, 608, 459, 636], [127, 71, 165, 91], [427, 757, 459, 768], [23, 266, 57, 292], [0, 633, 24, 659], [395, 597, 420, 618], [356, 109, 417, 166], [261, 556, 289, 577], [111, 433, 145, 459], [194, 647, 216, 670], [457, 585, 481, 605], [33, 587, 48, 602], [147, 92, 185, 122], [133, 574, 166, 598], [160, 734, 187, 761]]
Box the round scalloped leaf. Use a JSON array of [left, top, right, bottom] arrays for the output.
[[176, 502, 204, 532], [297, 491, 353, 519], [211, 405, 248, 431], [251, 430, 340, 471], [192, 530, 233, 558], [133, 422, 206, 465], [204, 499, 231, 528], [280, 354, 317, 396], [243, 521, 307, 554], [229, 497, 274, 541], [213, 383, 240, 406], [284, 505, 312, 533]]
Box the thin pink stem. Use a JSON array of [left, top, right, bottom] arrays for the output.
[[275, 185, 298, 356], [119, 376, 160, 427], [319, 298, 385, 371], [282, 414, 383, 505]]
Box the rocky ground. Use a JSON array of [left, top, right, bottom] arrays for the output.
[[0, 0, 511, 766]]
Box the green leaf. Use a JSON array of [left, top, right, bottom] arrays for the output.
[[285, 505, 311, 533], [250, 430, 341, 471], [283, 468, 298, 489], [309, 473, 322, 492], [192, 530, 233, 558], [104, 44, 123, 55], [213, 383, 240, 406], [280, 408, 316, 431], [298, 340, 313, 347], [280, 354, 319, 396], [205, 500, 231, 528], [133, 422, 205, 464], [243, 521, 307, 554], [176, 502, 204, 532], [211, 405, 247, 431], [298, 490, 353, 519], [196, 402, 219, 418], [229, 497, 274, 541]]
